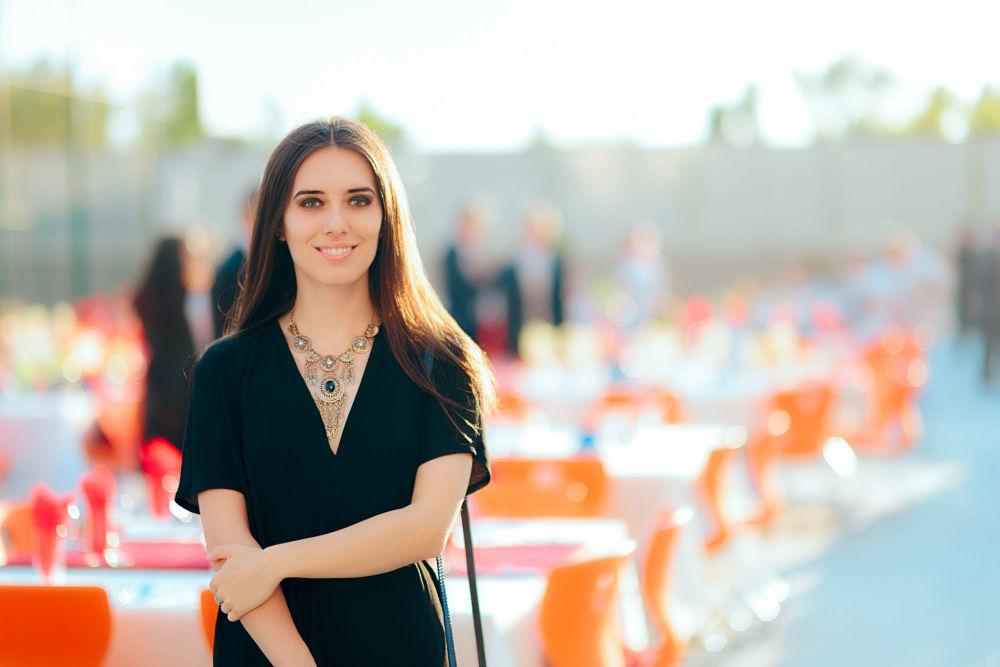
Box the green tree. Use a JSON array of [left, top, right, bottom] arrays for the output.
[[2, 59, 111, 148], [794, 55, 895, 141], [354, 100, 407, 148], [903, 86, 966, 140], [969, 86, 1000, 136], [139, 61, 204, 147], [706, 84, 759, 146]]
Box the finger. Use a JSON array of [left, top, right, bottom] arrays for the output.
[[227, 611, 239, 622], [221, 603, 232, 614]]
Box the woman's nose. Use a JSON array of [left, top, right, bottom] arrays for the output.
[[322, 206, 348, 234]]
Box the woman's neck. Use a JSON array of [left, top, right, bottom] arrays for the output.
[[286, 275, 377, 351]]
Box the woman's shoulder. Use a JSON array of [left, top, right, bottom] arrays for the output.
[[195, 322, 273, 378]]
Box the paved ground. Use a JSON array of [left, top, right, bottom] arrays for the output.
[[698, 339, 1000, 667]]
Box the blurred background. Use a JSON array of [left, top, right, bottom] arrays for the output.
[[0, 1, 998, 666]]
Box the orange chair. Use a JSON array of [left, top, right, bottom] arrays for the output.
[[772, 383, 836, 459], [698, 446, 738, 553], [639, 511, 691, 667], [0, 585, 112, 666], [855, 330, 926, 453], [539, 550, 636, 667], [472, 458, 609, 518], [743, 383, 835, 528], [650, 390, 686, 425], [583, 388, 686, 433], [495, 389, 531, 423], [200, 588, 218, 649], [0, 504, 33, 562], [743, 430, 782, 528]]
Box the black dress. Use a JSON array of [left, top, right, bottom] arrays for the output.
[[175, 319, 490, 666]]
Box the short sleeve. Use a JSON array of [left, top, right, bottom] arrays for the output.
[[418, 358, 491, 496], [174, 347, 244, 514]]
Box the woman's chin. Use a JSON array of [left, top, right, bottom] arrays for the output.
[[299, 266, 369, 290]]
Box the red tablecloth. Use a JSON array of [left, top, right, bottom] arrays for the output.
[[5, 540, 209, 570]]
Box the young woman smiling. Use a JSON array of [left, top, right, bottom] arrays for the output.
[[175, 118, 494, 666]]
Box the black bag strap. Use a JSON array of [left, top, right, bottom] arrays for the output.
[[424, 349, 487, 667], [460, 500, 487, 667], [438, 501, 486, 667]]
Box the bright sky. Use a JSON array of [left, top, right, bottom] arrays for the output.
[[2, 0, 998, 151]]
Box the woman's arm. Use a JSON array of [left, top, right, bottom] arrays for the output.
[[252, 453, 470, 581], [199, 489, 316, 667], [206, 454, 472, 620]]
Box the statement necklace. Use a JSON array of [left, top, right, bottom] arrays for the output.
[[287, 313, 380, 447]]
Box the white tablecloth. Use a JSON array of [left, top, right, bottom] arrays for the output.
[[1, 519, 643, 667]]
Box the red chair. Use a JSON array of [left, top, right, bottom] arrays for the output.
[[0, 585, 112, 666], [141, 438, 182, 518]]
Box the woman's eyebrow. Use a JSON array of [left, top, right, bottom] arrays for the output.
[[294, 187, 375, 197]]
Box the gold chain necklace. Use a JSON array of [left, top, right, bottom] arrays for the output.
[[287, 313, 380, 446]]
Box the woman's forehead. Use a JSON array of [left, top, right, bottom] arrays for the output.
[[292, 146, 376, 190]]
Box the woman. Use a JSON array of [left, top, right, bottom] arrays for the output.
[[134, 236, 195, 455], [175, 118, 495, 666]]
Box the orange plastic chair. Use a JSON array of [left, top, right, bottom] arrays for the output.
[[0, 585, 112, 666], [698, 446, 737, 553], [639, 510, 691, 667], [772, 383, 836, 459], [539, 550, 636, 667], [855, 330, 926, 453], [495, 389, 531, 423], [472, 458, 609, 518], [744, 429, 782, 528], [583, 388, 686, 433], [0, 504, 34, 562], [650, 390, 686, 425], [200, 588, 218, 649]]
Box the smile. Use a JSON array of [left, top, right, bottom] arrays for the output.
[[316, 245, 357, 261]]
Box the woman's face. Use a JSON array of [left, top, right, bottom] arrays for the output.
[[282, 146, 383, 291]]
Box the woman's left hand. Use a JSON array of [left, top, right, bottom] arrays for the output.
[[207, 543, 280, 622]]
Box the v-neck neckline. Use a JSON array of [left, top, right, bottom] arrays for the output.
[[272, 317, 379, 458]]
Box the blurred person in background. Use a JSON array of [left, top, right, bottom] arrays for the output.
[[211, 187, 258, 338], [955, 226, 980, 343], [978, 225, 1000, 386], [499, 202, 566, 356], [133, 236, 196, 456], [615, 222, 671, 336], [175, 118, 493, 666], [443, 199, 494, 341]]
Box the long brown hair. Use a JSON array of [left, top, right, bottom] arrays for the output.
[[227, 117, 496, 438]]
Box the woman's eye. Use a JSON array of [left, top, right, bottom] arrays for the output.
[[300, 198, 322, 208], [349, 196, 371, 207]]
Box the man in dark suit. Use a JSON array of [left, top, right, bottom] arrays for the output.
[[444, 204, 492, 341], [211, 188, 256, 338], [979, 226, 1000, 385]]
